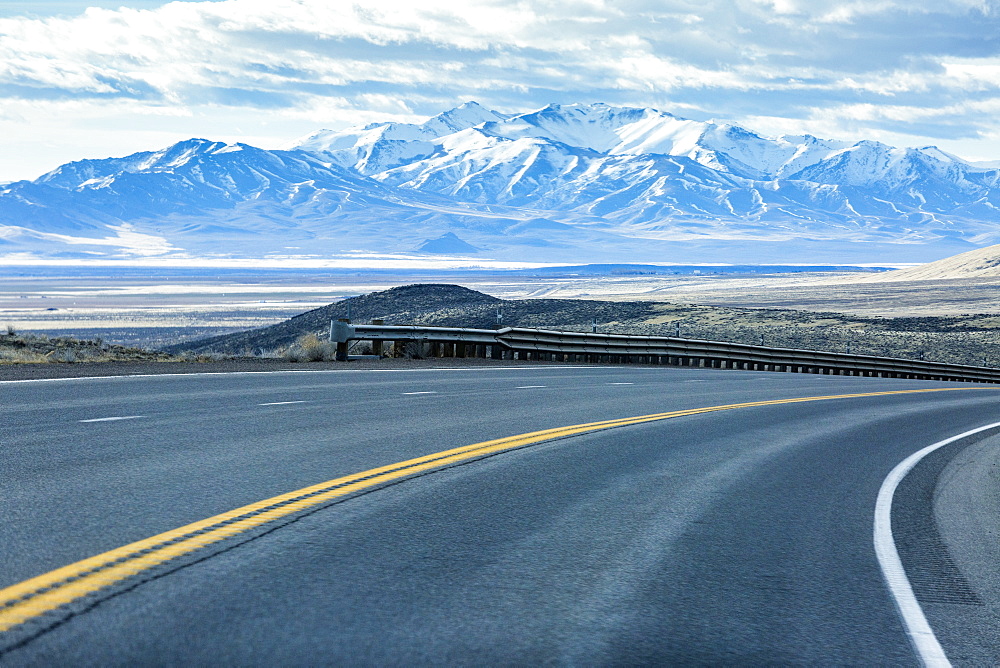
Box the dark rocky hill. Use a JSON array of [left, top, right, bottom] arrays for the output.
[[166, 283, 665, 355], [165, 282, 1000, 368], [166, 284, 499, 355]]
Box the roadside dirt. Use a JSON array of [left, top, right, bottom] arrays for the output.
[[0, 356, 553, 382]]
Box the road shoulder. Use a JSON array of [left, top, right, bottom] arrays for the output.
[[927, 432, 1000, 663]]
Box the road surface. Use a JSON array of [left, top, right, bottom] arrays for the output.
[[3, 365, 1000, 664]]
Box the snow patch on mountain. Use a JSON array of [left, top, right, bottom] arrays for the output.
[[0, 222, 177, 255]]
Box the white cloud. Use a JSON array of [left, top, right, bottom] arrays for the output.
[[2, 0, 1000, 179]]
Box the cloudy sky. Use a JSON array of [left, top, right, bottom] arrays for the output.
[[1, 0, 999, 181]]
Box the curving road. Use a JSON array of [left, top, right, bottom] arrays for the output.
[[3, 365, 1000, 664]]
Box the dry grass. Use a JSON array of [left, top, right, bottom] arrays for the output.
[[0, 348, 49, 363], [281, 333, 337, 362], [0, 330, 177, 364]]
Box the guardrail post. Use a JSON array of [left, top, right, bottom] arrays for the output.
[[334, 318, 351, 361], [370, 319, 384, 356]]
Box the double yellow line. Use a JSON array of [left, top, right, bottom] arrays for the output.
[[0, 387, 977, 634]]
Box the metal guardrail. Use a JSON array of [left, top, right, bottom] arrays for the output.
[[330, 321, 1000, 384]]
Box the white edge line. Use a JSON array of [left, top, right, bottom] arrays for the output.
[[0, 366, 606, 384], [874, 420, 1000, 668], [78, 415, 147, 423]]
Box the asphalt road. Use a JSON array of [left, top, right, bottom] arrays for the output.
[[3, 364, 1000, 664]]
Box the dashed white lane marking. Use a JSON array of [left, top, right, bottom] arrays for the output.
[[258, 401, 308, 406], [609, 382, 634, 385], [874, 421, 1000, 668], [402, 391, 438, 395], [516, 385, 547, 389], [78, 416, 147, 423]]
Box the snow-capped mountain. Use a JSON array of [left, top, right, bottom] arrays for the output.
[[291, 102, 851, 181], [3, 101, 1000, 265]]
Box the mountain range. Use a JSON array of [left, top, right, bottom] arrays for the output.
[[3, 101, 999, 265]]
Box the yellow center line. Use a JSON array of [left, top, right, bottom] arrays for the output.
[[0, 386, 984, 633]]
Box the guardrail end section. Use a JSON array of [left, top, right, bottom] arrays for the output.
[[331, 319, 356, 343]]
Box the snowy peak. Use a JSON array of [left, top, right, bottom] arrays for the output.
[[287, 101, 507, 159], [283, 102, 508, 175], [419, 101, 509, 137], [481, 103, 663, 153], [37, 139, 245, 189], [435, 102, 851, 180], [786, 140, 985, 194], [140, 138, 233, 170]]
